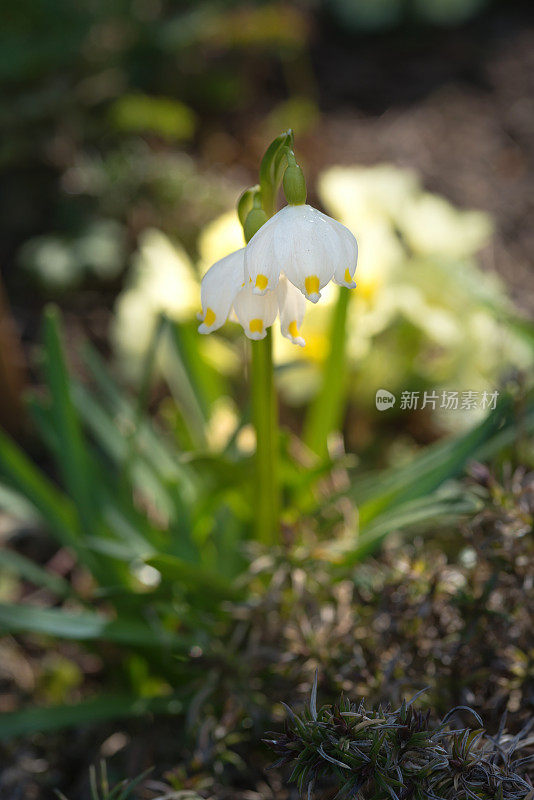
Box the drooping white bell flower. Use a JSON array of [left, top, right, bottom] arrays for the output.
[[244, 204, 358, 304], [233, 282, 279, 341], [198, 247, 246, 335], [198, 248, 308, 344]]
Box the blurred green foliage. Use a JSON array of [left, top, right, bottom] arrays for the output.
[[7, 456, 532, 796], [19, 220, 126, 290], [0, 303, 532, 739], [55, 761, 152, 800], [1, 0, 532, 771], [1, 0, 499, 266], [110, 94, 196, 141], [326, 0, 489, 31], [1, 0, 314, 281]]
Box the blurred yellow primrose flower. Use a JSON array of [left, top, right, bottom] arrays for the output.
[[197, 204, 358, 345]]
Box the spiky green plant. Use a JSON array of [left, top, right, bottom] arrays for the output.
[[266, 676, 533, 800]]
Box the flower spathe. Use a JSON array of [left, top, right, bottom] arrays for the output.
[[198, 248, 307, 345], [244, 204, 358, 303]]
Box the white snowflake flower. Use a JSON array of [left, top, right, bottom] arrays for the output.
[[244, 204, 358, 303], [198, 249, 307, 345]]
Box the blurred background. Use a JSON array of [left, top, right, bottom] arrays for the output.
[[1, 0, 533, 455], [1, 2, 534, 797]]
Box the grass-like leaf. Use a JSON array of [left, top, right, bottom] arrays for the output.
[[0, 428, 80, 551], [303, 288, 350, 457], [0, 548, 71, 596], [0, 602, 195, 649], [146, 553, 243, 601], [326, 485, 482, 565], [42, 306, 99, 542], [356, 394, 527, 526], [0, 693, 184, 739]]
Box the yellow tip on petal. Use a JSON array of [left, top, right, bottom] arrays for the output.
[[255, 274, 268, 291], [288, 320, 299, 339], [204, 307, 216, 327], [305, 275, 320, 296], [249, 318, 263, 334], [344, 268, 353, 284]]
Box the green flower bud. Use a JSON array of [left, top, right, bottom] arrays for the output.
[[244, 203, 268, 243], [283, 161, 307, 206], [237, 185, 258, 227]]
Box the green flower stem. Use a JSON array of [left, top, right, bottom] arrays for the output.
[[243, 130, 295, 545], [251, 328, 279, 544], [303, 287, 351, 457]]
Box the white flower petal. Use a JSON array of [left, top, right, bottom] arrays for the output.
[[326, 215, 358, 288], [273, 205, 336, 302], [278, 277, 306, 347], [244, 213, 280, 295], [232, 284, 279, 340], [198, 248, 245, 334]]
